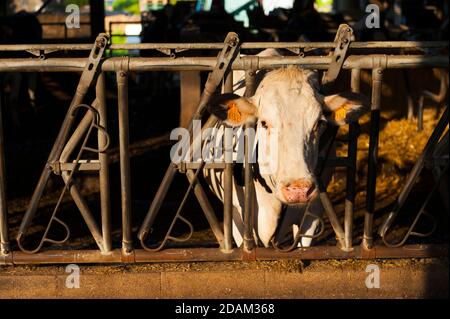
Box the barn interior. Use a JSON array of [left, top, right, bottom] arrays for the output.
[[0, 0, 448, 278]]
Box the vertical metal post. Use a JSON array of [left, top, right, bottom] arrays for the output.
[[223, 128, 233, 253], [351, 68, 361, 94], [96, 72, 112, 253], [0, 81, 9, 255], [117, 69, 133, 254], [343, 68, 361, 251], [243, 60, 257, 252], [223, 70, 234, 253], [363, 67, 384, 250]]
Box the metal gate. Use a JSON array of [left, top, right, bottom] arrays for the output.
[[0, 27, 448, 265]]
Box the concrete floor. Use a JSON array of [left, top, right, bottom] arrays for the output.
[[0, 258, 448, 299]]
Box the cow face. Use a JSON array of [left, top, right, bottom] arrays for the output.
[[209, 66, 369, 205]]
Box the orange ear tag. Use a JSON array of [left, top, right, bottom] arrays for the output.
[[334, 107, 347, 122], [227, 102, 241, 123]]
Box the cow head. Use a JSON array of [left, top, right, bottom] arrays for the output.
[[208, 66, 369, 205]]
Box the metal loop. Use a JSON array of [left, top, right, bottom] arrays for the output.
[[382, 163, 448, 248]]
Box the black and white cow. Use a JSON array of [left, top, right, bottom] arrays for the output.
[[203, 64, 369, 248]]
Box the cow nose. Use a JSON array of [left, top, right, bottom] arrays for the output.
[[281, 179, 316, 203]]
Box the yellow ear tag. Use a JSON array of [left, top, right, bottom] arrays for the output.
[[334, 107, 347, 122], [227, 102, 241, 123]]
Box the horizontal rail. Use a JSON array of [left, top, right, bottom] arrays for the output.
[[0, 41, 447, 52], [1, 244, 447, 265], [0, 55, 447, 73]]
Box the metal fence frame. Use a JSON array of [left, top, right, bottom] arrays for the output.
[[0, 38, 448, 265]]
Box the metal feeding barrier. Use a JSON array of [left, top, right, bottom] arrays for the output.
[[0, 25, 448, 265]]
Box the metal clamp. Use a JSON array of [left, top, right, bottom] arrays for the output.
[[322, 24, 354, 91]]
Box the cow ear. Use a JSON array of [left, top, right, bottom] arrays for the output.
[[207, 93, 258, 127], [323, 91, 370, 126]]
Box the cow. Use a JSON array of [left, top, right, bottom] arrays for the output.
[[202, 65, 370, 248]]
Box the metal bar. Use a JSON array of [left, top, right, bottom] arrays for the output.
[[343, 68, 362, 252], [185, 169, 225, 249], [418, 68, 448, 131], [243, 59, 257, 252], [95, 72, 112, 253], [0, 81, 9, 255], [243, 128, 255, 253], [58, 106, 106, 252], [318, 181, 346, 249], [344, 123, 358, 251], [363, 67, 384, 250], [16, 33, 109, 244], [351, 68, 361, 93], [2, 244, 447, 265], [117, 69, 133, 254], [0, 55, 447, 73], [53, 161, 101, 171], [223, 126, 233, 253], [0, 41, 446, 52], [223, 69, 234, 253]]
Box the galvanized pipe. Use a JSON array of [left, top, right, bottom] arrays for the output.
[[0, 55, 447, 73], [95, 72, 112, 253], [2, 244, 446, 265], [223, 70, 234, 253], [223, 126, 234, 253], [0, 82, 9, 255], [243, 61, 258, 252], [117, 69, 133, 254], [342, 68, 362, 251], [0, 41, 446, 52], [344, 123, 359, 251], [363, 67, 384, 250], [418, 68, 448, 131]]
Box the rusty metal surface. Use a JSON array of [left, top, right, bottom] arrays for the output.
[[0, 41, 447, 53], [0, 55, 448, 73], [0, 245, 447, 265]]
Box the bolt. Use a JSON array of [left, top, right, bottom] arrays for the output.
[[96, 37, 107, 48], [229, 37, 238, 47]]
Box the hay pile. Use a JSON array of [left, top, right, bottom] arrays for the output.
[[329, 107, 445, 207]]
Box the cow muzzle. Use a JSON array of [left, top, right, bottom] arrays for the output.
[[281, 179, 316, 204]]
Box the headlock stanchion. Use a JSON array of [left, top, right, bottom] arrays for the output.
[[378, 106, 449, 247], [138, 32, 240, 251], [15, 33, 112, 254], [0, 27, 448, 263]]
